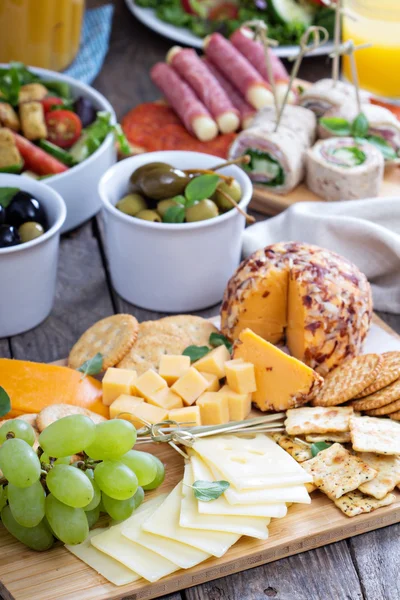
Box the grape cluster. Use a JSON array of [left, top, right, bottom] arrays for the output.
[[0, 416, 165, 551]]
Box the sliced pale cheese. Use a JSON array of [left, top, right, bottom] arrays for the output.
[[193, 434, 313, 490], [65, 529, 140, 586], [142, 483, 239, 557], [181, 463, 270, 539], [190, 453, 287, 518]]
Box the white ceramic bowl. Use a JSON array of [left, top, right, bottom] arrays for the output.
[[0, 174, 66, 337], [1, 64, 117, 233], [99, 151, 253, 312]]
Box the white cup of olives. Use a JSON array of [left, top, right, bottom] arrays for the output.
[[99, 151, 253, 312]]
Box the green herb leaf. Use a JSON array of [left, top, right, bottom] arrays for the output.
[[192, 480, 230, 502], [332, 146, 367, 167], [0, 387, 11, 418], [351, 113, 369, 138], [114, 124, 132, 156], [77, 353, 104, 379], [185, 174, 220, 205], [319, 117, 351, 136], [209, 332, 233, 353], [163, 205, 185, 223], [365, 135, 398, 161], [0, 187, 18, 208], [182, 345, 210, 362], [311, 442, 332, 457]]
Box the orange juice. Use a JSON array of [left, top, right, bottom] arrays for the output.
[[0, 0, 84, 71], [342, 0, 400, 99]]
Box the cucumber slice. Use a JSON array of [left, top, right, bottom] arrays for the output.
[[39, 140, 76, 167], [270, 0, 315, 26]]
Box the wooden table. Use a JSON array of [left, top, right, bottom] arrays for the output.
[[2, 1, 400, 598]]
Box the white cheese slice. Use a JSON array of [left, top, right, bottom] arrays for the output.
[[193, 434, 312, 489], [142, 482, 240, 557], [65, 529, 140, 586], [180, 463, 270, 539], [190, 454, 287, 518]]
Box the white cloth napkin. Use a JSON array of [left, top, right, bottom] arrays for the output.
[[242, 197, 400, 314]]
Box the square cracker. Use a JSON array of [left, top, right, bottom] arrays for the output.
[[357, 453, 400, 499], [285, 406, 353, 436], [270, 433, 312, 463], [301, 443, 377, 500], [350, 415, 400, 455], [306, 432, 351, 443], [334, 490, 395, 517]]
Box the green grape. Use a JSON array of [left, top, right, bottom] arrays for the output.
[[102, 492, 136, 521], [120, 449, 157, 486], [0, 419, 36, 446], [46, 465, 94, 508], [0, 438, 41, 488], [40, 453, 71, 466], [45, 494, 88, 545], [1, 506, 54, 551], [94, 460, 138, 500], [142, 456, 165, 491], [39, 415, 95, 458], [83, 470, 101, 511], [98, 498, 106, 514], [8, 480, 45, 528], [86, 504, 101, 529], [84, 420, 137, 460], [0, 485, 8, 511], [133, 486, 144, 510]]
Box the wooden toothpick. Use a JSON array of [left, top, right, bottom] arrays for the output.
[[332, 0, 342, 84], [330, 40, 372, 113]]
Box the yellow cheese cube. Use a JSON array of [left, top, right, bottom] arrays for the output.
[[159, 354, 191, 385], [168, 406, 202, 427], [135, 369, 167, 401], [193, 345, 231, 379], [102, 368, 138, 406], [196, 392, 230, 426], [220, 384, 252, 421], [109, 395, 144, 420], [202, 372, 220, 392], [148, 388, 183, 410], [171, 367, 209, 406], [225, 360, 257, 394], [121, 402, 168, 429]]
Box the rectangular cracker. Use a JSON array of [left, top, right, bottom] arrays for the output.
[[357, 453, 400, 499], [270, 433, 312, 463], [306, 432, 351, 443], [301, 443, 377, 500], [285, 406, 353, 436], [350, 415, 400, 455], [334, 490, 395, 517]]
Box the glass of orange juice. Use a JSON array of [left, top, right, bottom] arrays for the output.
[[342, 0, 400, 101], [0, 0, 85, 71]]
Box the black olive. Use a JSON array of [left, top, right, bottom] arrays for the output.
[[0, 204, 5, 226], [0, 225, 20, 248], [6, 191, 47, 229], [73, 97, 97, 127]]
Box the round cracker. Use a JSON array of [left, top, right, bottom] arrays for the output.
[[137, 320, 188, 340], [312, 354, 383, 407], [350, 377, 400, 412], [365, 396, 400, 416], [158, 315, 218, 346], [37, 404, 107, 432], [68, 314, 139, 370], [117, 332, 191, 375], [389, 410, 400, 421], [353, 351, 400, 398]]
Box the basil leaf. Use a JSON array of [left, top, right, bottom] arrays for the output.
[[182, 345, 210, 362], [77, 353, 104, 378], [365, 135, 397, 161], [0, 187, 18, 208], [209, 332, 233, 353], [332, 146, 366, 167], [0, 387, 11, 418], [311, 441, 332, 457], [163, 205, 185, 223], [351, 113, 369, 138], [185, 174, 220, 205], [319, 117, 351, 136], [192, 480, 230, 502]]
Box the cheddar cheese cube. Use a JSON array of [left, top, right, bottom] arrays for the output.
[[196, 392, 230, 426], [159, 355, 191, 385], [168, 406, 201, 427], [171, 367, 209, 406], [193, 345, 231, 379], [202, 372, 220, 392], [109, 395, 144, 420], [135, 369, 167, 401], [220, 384, 252, 421], [225, 360, 257, 395], [121, 402, 168, 429], [148, 387, 183, 410], [102, 368, 138, 406]]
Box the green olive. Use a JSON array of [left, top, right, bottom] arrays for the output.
[[18, 221, 44, 243], [140, 167, 190, 201], [157, 198, 181, 218], [130, 162, 172, 191], [135, 209, 162, 222], [212, 179, 242, 212], [116, 193, 147, 217], [185, 199, 219, 223]]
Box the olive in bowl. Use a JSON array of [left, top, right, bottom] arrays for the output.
[[0, 188, 48, 248]]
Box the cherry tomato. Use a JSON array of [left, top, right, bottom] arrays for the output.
[[45, 110, 82, 149], [181, 0, 196, 14], [209, 2, 238, 19], [12, 131, 68, 176], [41, 97, 64, 113]]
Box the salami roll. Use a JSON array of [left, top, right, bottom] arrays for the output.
[[204, 33, 274, 110], [166, 47, 240, 134], [306, 137, 384, 201], [150, 62, 218, 142], [247, 105, 317, 147], [299, 78, 370, 117]]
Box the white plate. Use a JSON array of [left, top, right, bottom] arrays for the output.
[[126, 0, 334, 58]]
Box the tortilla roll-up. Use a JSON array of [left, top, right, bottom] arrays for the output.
[[229, 127, 306, 193], [150, 63, 218, 142], [167, 47, 240, 134], [306, 137, 384, 201], [204, 33, 273, 110], [202, 58, 255, 128], [247, 105, 316, 147], [299, 79, 370, 117]]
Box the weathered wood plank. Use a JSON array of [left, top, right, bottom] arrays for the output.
[[0, 340, 11, 359]]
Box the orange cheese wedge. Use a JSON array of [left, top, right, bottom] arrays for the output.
[[0, 359, 108, 418]]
